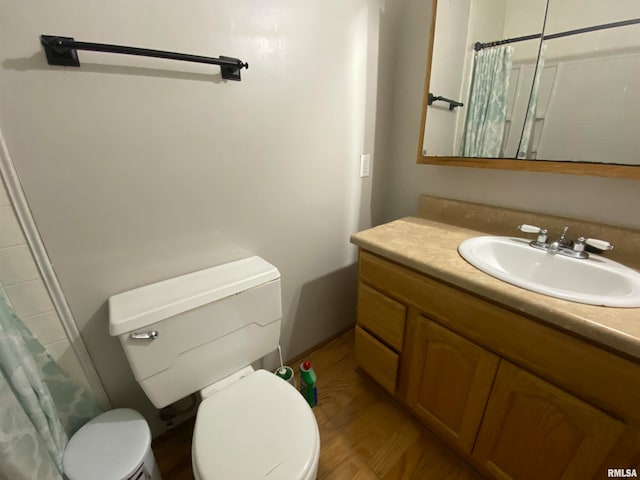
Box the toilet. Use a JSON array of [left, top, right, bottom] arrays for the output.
[[107, 256, 320, 480]]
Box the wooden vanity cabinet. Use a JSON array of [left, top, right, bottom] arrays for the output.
[[355, 249, 640, 480]]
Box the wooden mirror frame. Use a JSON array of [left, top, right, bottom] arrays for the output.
[[416, 0, 640, 180]]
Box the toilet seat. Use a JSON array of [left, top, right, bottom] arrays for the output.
[[192, 369, 320, 480]]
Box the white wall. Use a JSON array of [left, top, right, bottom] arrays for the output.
[[544, 0, 640, 56], [504, 0, 547, 62], [380, 0, 640, 229], [0, 0, 397, 434], [536, 53, 640, 164], [533, 1, 640, 164]]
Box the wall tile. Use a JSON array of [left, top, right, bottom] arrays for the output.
[[0, 206, 25, 248], [0, 169, 93, 394], [0, 244, 41, 285], [5, 279, 54, 318], [22, 310, 67, 344], [0, 286, 12, 307], [46, 338, 92, 392]]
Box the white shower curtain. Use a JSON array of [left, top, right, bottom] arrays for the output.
[[460, 45, 514, 157]]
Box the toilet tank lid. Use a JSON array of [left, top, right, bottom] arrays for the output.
[[108, 256, 280, 336]]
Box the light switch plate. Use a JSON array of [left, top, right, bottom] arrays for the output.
[[359, 154, 371, 178]]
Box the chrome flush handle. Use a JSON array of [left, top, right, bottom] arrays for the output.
[[130, 330, 159, 340]]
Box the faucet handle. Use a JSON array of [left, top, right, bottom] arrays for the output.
[[570, 237, 613, 258], [585, 238, 614, 251], [518, 224, 549, 244], [518, 224, 542, 234], [569, 237, 589, 258], [565, 237, 613, 259]]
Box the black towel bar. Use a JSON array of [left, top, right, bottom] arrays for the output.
[[40, 35, 248, 81], [428, 93, 463, 111]]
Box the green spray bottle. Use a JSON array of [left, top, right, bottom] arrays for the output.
[[299, 361, 318, 407]]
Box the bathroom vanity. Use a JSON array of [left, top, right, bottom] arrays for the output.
[[350, 197, 640, 480]]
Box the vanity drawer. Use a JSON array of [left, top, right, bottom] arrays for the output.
[[354, 325, 399, 394], [357, 283, 406, 351]]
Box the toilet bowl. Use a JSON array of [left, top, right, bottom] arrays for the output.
[[192, 369, 319, 480], [108, 256, 321, 479]]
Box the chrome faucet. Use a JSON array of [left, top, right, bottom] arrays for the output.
[[517, 224, 613, 259], [547, 226, 569, 254]]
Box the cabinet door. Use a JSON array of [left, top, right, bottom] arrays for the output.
[[473, 361, 625, 480], [406, 316, 499, 453]]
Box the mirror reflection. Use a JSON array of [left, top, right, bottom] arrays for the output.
[[421, 0, 640, 166]]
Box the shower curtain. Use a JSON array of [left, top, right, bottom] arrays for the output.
[[0, 297, 102, 480], [460, 45, 514, 157]]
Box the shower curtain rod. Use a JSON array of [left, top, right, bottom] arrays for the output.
[[40, 35, 249, 81], [474, 17, 640, 51]]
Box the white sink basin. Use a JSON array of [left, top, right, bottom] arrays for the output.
[[458, 236, 640, 308]]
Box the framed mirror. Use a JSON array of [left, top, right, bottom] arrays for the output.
[[417, 0, 640, 179]]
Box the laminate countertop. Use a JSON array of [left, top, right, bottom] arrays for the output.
[[351, 216, 640, 361]]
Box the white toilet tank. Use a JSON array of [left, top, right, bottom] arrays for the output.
[[108, 256, 282, 408]]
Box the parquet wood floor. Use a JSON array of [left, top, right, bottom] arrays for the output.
[[152, 329, 482, 479]]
